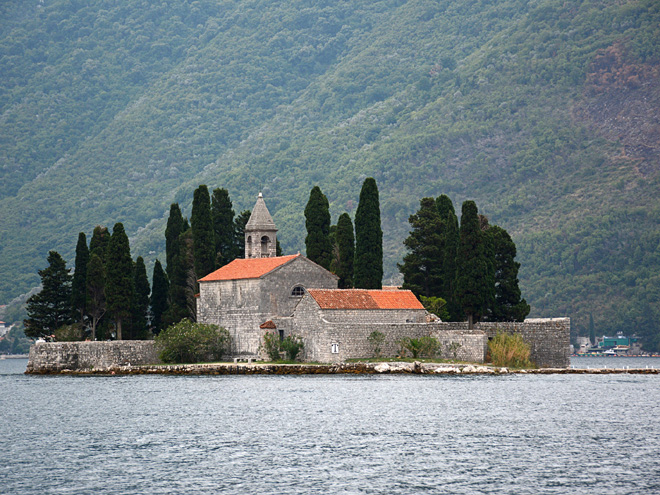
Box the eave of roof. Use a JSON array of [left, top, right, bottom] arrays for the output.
[[198, 254, 300, 282], [306, 289, 425, 310]]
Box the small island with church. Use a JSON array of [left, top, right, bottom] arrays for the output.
[[25, 181, 575, 374]]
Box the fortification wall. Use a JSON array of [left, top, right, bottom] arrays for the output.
[[26, 341, 160, 373]]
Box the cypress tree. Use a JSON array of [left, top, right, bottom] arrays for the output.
[[71, 232, 89, 323], [234, 210, 251, 259], [487, 226, 529, 322], [304, 186, 332, 270], [398, 198, 444, 297], [211, 188, 237, 267], [86, 252, 106, 340], [150, 259, 169, 335], [354, 177, 383, 289], [131, 256, 151, 339], [163, 226, 195, 327], [24, 251, 73, 338], [335, 213, 355, 288], [89, 226, 109, 262], [191, 185, 215, 280], [105, 223, 134, 340], [455, 201, 491, 328], [436, 195, 460, 319], [165, 203, 184, 281]]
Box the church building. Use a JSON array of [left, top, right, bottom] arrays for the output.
[[197, 193, 489, 363]]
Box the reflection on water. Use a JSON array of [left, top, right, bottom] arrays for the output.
[[1, 359, 660, 495]]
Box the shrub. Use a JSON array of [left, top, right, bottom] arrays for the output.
[[488, 331, 535, 368], [155, 319, 230, 364], [259, 332, 305, 361], [280, 335, 304, 361], [419, 296, 450, 321], [54, 323, 84, 342], [260, 331, 282, 361], [368, 330, 385, 357], [398, 336, 440, 358]]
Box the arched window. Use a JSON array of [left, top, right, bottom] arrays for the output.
[[291, 286, 305, 297], [261, 235, 270, 257]]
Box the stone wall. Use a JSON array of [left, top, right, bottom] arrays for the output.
[[26, 341, 160, 374], [478, 318, 571, 368], [197, 256, 338, 356]]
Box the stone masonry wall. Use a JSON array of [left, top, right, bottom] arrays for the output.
[[26, 341, 160, 373]]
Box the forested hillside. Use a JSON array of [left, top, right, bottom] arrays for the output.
[[1, 0, 659, 346]]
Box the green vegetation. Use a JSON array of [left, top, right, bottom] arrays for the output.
[[155, 319, 230, 364], [354, 178, 383, 289], [488, 331, 535, 369], [367, 330, 386, 358], [398, 336, 440, 359], [260, 331, 305, 362], [304, 186, 332, 270], [333, 213, 355, 289], [24, 251, 72, 339], [419, 296, 450, 322], [1, 0, 660, 348]]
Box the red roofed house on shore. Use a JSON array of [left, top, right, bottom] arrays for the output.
[[197, 193, 490, 363]]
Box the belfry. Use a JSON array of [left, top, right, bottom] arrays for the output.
[[244, 193, 277, 258]]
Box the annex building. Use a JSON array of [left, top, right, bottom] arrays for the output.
[[197, 194, 570, 366]]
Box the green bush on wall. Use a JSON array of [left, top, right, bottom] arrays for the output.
[[488, 331, 535, 369], [155, 319, 230, 364]]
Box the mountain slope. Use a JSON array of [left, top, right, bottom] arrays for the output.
[[1, 0, 659, 346]]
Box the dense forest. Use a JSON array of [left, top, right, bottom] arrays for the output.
[[1, 0, 659, 347]]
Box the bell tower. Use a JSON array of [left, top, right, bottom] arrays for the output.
[[244, 193, 278, 258]]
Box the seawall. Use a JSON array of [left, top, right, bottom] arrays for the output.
[[26, 341, 160, 374]]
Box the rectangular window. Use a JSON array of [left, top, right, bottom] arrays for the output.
[[331, 343, 339, 354]]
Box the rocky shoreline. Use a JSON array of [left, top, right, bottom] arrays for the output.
[[25, 361, 660, 375]]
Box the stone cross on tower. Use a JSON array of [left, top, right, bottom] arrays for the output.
[[245, 193, 278, 258]]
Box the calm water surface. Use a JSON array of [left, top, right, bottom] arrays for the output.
[[1, 358, 659, 495]]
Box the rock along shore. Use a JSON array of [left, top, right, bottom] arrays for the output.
[[25, 361, 660, 376]]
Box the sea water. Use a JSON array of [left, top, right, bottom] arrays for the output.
[[1, 358, 659, 495]]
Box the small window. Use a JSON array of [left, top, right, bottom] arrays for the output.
[[331, 343, 339, 354], [291, 286, 305, 297]]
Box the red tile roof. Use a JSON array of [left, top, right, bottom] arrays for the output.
[[306, 289, 424, 310], [260, 320, 277, 329], [198, 254, 300, 282]]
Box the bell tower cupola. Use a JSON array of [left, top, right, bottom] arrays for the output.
[[245, 193, 278, 258]]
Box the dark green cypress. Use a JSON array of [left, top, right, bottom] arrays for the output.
[[86, 252, 106, 341], [436, 195, 460, 319], [455, 201, 491, 328], [105, 223, 134, 340], [211, 188, 237, 267], [487, 226, 530, 322], [150, 259, 169, 335], [335, 213, 355, 288], [165, 203, 184, 281], [163, 226, 195, 327], [234, 210, 251, 259], [398, 198, 444, 297], [131, 256, 151, 339], [89, 225, 109, 262], [354, 178, 383, 289], [304, 186, 332, 270], [24, 251, 73, 338], [191, 185, 215, 279], [71, 232, 89, 323]]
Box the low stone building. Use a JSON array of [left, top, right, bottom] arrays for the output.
[[196, 193, 570, 367]]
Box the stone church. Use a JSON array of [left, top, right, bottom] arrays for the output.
[[196, 193, 489, 362]]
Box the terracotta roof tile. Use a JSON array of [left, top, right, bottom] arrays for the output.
[[260, 320, 277, 329], [198, 254, 299, 282], [306, 289, 424, 310]]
